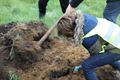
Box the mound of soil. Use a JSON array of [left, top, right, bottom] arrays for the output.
[[0, 22, 17, 34], [0, 21, 119, 80], [0, 21, 49, 69]]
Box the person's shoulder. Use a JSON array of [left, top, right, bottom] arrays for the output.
[[84, 14, 97, 20], [83, 13, 98, 25]]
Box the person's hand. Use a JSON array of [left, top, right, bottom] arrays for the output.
[[65, 4, 76, 15], [72, 65, 82, 74], [64, 4, 77, 24]]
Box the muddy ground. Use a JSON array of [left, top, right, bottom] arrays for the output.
[[0, 21, 120, 80]]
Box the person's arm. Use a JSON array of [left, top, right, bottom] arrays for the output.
[[70, 0, 84, 8], [65, 0, 83, 14]]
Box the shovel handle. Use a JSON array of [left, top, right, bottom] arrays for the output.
[[38, 15, 65, 46]]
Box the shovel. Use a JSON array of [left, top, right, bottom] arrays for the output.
[[38, 15, 65, 46]]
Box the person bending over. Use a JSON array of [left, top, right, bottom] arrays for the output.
[[53, 10, 120, 80]]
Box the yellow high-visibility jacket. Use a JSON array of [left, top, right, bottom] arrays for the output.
[[84, 18, 120, 54]]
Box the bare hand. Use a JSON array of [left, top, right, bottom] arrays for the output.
[[65, 4, 76, 15]]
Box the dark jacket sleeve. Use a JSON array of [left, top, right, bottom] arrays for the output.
[[69, 0, 84, 8], [107, 0, 120, 3]]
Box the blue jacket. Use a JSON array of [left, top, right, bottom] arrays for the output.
[[82, 14, 99, 50], [107, 0, 120, 3]]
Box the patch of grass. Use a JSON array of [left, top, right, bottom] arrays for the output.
[[0, 0, 38, 24], [0, 0, 120, 26], [9, 71, 19, 80]]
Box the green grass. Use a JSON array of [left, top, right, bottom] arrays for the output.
[[0, 0, 120, 26], [9, 71, 20, 80]]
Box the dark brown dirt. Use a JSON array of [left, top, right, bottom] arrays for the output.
[[0, 22, 17, 34], [0, 21, 120, 80]]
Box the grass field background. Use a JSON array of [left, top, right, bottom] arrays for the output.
[[0, 0, 120, 26]]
